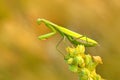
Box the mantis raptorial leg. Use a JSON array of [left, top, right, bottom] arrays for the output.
[[38, 24, 56, 40]]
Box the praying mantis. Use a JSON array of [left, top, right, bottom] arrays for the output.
[[37, 18, 98, 47]]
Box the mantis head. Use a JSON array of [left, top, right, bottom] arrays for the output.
[[37, 18, 43, 25]]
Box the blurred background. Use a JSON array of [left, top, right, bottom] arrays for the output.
[[0, 0, 120, 80]]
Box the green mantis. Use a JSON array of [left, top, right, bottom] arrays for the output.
[[37, 18, 98, 47]]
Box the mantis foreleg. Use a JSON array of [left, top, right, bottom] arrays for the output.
[[38, 24, 56, 40]]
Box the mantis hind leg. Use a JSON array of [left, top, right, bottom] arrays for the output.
[[56, 36, 66, 57]]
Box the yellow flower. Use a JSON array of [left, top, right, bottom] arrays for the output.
[[76, 45, 85, 54], [67, 58, 73, 64]]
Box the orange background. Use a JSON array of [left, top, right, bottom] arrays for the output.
[[0, 0, 120, 80]]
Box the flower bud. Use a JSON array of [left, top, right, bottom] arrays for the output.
[[77, 56, 85, 67], [69, 65, 78, 72], [84, 54, 92, 66], [67, 58, 73, 64], [79, 68, 90, 80], [66, 47, 75, 57], [76, 45, 85, 55]]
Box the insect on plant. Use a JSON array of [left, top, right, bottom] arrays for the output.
[[37, 19, 104, 80], [37, 18, 98, 47]]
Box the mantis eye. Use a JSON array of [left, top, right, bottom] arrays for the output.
[[37, 18, 42, 25]]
